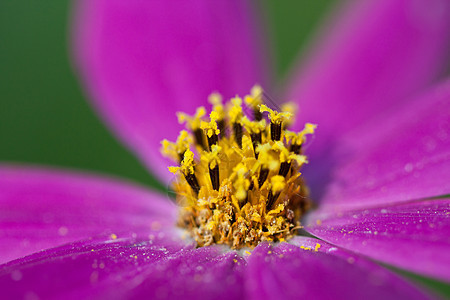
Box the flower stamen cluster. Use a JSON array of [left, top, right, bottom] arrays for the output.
[[161, 86, 316, 249]]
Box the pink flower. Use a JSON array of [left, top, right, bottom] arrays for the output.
[[1, 0, 449, 299]]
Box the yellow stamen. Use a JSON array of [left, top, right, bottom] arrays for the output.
[[231, 163, 250, 201], [201, 145, 222, 170], [271, 175, 285, 194], [255, 143, 280, 171], [229, 96, 244, 124], [162, 86, 314, 249], [169, 149, 195, 175], [177, 107, 206, 130], [161, 130, 192, 162], [200, 111, 221, 138], [244, 84, 263, 108], [242, 117, 266, 134], [285, 123, 317, 145], [260, 104, 293, 124], [208, 92, 225, 120], [280, 102, 298, 128]]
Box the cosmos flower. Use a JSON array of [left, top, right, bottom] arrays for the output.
[[1, 0, 450, 299]]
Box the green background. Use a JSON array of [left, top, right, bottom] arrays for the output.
[[0, 0, 448, 296]]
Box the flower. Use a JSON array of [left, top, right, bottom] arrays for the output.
[[1, 0, 450, 299]]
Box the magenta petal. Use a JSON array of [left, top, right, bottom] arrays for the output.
[[0, 165, 176, 264], [73, 0, 268, 183], [305, 199, 450, 282], [127, 247, 245, 299], [286, 0, 450, 156], [0, 238, 245, 300], [245, 242, 431, 300], [0, 235, 187, 299], [318, 80, 450, 209]]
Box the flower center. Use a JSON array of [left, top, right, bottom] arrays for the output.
[[161, 85, 316, 249]]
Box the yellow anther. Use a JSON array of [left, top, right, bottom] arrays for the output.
[[281, 102, 298, 116], [290, 154, 308, 166], [169, 149, 195, 175], [244, 84, 263, 108], [208, 92, 225, 120], [272, 141, 290, 163], [286, 123, 317, 145], [255, 143, 280, 171], [271, 175, 286, 194], [231, 164, 250, 201], [208, 92, 222, 106], [161, 140, 177, 161], [251, 85, 263, 98], [255, 143, 271, 155], [280, 102, 298, 127], [168, 166, 180, 175], [201, 145, 222, 169], [271, 142, 308, 165], [200, 111, 221, 138], [177, 107, 206, 130], [229, 96, 244, 124], [177, 130, 192, 149], [242, 117, 266, 134], [260, 104, 293, 124], [161, 130, 192, 161]]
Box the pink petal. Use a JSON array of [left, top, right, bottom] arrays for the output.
[[245, 241, 432, 300], [285, 0, 450, 157], [318, 80, 450, 209], [305, 199, 450, 282], [73, 0, 268, 183], [127, 248, 245, 299], [0, 238, 244, 300], [0, 165, 176, 264]]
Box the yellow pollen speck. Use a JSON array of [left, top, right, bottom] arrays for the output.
[[314, 243, 321, 252], [162, 86, 314, 249], [110, 233, 117, 240], [316, 219, 322, 225], [244, 251, 252, 256]]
